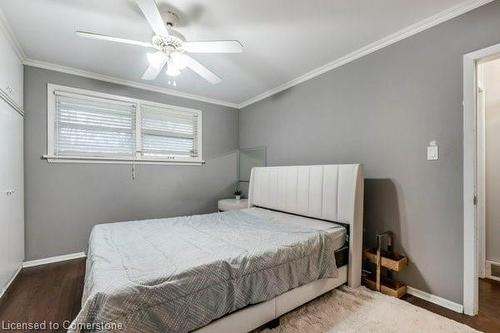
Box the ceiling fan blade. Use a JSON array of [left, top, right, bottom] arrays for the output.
[[183, 40, 243, 53], [76, 31, 153, 48], [182, 54, 221, 84], [141, 56, 168, 80], [135, 0, 169, 37]]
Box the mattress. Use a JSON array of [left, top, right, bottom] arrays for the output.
[[69, 208, 346, 333]]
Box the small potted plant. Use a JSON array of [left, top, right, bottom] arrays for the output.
[[234, 189, 242, 200]]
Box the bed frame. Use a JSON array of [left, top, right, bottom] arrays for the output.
[[195, 164, 364, 333]]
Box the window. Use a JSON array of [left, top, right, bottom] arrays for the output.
[[46, 84, 203, 164], [141, 104, 200, 159], [53, 92, 137, 158]]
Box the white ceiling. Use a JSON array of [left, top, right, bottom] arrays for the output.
[[0, 0, 483, 106]]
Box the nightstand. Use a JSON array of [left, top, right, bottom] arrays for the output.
[[218, 199, 249, 212]]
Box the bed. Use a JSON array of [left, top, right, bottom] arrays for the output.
[[69, 164, 364, 333]]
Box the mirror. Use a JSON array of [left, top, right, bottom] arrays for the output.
[[239, 147, 266, 182]]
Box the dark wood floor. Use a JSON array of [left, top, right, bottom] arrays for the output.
[[1, 259, 499, 332], [402, 279, 500, 332], [0, 259, 85, 333]]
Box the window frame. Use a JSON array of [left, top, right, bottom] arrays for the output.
[[45, 84, 203, 165]]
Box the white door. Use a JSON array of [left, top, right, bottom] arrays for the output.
[[7, 106, 24, 274], [0, 98, 12, 291], [0, 98, 23, 294]]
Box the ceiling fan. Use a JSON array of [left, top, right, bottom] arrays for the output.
[[76, 0, 243, 84]]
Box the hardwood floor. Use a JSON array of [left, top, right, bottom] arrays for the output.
[[0, 259, 85, 333], [0, 259, 499, 332], [402, 279, 500, 332]]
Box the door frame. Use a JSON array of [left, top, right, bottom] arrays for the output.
[[476, 75, 486, 280], [463, 42, 500, 316]]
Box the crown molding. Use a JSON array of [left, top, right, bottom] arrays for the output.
[[237, 0, 495, 109], [0, 8, 26, 60], [23, 59, 239, 108], [1, 0, 494, 110], [0, 6, 238, 109]]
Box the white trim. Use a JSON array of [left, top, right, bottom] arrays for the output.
[[46, 83, 204, 165], [197, 108, 203, 162], [22, 252, 86, 268], [0, 264, 22, 300], [0, 8, 26, 60], [4, 0, 491, 110], [237, 0, 495, 109], [485, 260, 500, 282], [46, 84, 56, 156], [42, 155, 205, 166], [407, 286, 464, 313], [476, 68, 486, 279], [0, 88, 24, 116], [485, 275, 500, 282], [25, 58, 239, 109], [463, 42, 500, 316], [463, 50, 478, 317], [3, 0, 492, 110]]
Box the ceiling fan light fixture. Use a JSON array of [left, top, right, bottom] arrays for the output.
[[166, 63, 181, 77], [170, 52, 188, 70], [147, 51, 167, 67], [76, 0, 243, 84]]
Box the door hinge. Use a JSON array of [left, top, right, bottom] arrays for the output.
[[473, 194, 478, 206]]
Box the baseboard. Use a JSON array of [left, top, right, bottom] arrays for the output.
[[485, 275, 500, 282], [1, 253, 86, 299], [485, 260, 500, 281], [22, 252, 86, 268], [0, 264, 22, 300], [407, 286, 464, 313]]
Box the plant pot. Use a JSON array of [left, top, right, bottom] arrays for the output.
[[235, 195, 241, 200]]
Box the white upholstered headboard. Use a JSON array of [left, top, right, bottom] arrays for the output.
[[248, 164, 364, 287]]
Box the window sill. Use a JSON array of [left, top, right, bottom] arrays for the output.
[[42, 155, 205, 166]]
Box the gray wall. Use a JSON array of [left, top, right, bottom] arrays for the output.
[[240, 1, 500, 304], [483, 59, 500, 263], [24, 66, 239, 260]]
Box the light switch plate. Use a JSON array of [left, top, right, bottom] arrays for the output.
[[427, 145, 438, 160]]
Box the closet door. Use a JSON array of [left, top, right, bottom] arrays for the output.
[[0, 98, 12, 291], [7, 103, 24, 274], [0, 98, 23, 294]]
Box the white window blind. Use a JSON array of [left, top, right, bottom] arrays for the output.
[[54, 92, 136, 158], [141, 105, 199, 158], [47, 84, 203, 164]]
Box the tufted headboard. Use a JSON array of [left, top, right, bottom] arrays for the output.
[[247, 164, 364, 287]]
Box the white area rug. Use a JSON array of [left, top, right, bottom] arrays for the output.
[[257, 286, 480, 333]]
